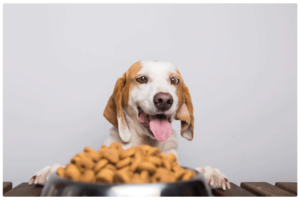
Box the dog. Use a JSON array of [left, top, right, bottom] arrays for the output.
[[28, 60, 230, 190]]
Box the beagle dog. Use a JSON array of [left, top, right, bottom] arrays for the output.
[[29, 60, 230, 190]]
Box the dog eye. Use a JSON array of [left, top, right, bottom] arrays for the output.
[[170, 77, 179, 85], [136, 76, 148, 84]]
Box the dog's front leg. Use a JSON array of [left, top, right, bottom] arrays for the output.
[[195, 166, 230, 190], [28, 163, 65, 185]]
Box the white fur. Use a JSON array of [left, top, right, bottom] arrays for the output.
[[117, 117, 132, 142], [195, 166, 231, 190], [29, 60, 230, 191]]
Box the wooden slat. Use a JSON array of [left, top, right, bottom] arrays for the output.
[[4, 183, 43, 196], [3, 182, 13, 194], [212, 182, 255, 196], [241, 182, 296, 196], [275, 182, 297, 195]]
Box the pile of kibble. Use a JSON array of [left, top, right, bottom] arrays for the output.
[[56, 142, 196, 184]]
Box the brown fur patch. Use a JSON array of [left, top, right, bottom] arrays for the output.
[[176, 103, 190, 125], [121, 61, 142, 108], [180, 82, 194, 137], [174, 70, 194, 139], [103, 61, 142, 129]]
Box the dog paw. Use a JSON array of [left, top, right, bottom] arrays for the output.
[[195, 166, 230, 190], [28, 163, 64, 186]]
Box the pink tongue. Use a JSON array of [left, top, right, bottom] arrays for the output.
[[149, 118, 172, 142]]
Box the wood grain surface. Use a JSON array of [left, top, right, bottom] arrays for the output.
[[275, 182, 297, 195], [4, 183, 43, 197], [213, 182, 256, 196], [3, 182, 12, 194], [241, 182, 296, 196]]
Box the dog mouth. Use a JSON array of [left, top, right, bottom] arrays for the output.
[[138, 106, 172, 142]]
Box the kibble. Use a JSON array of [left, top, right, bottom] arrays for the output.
[[57, 142, 196, 184]]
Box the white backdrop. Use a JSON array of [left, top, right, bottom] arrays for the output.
[[4, 4, 297, 187]]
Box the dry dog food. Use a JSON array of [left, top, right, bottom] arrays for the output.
[[56, 142, 196, 184]]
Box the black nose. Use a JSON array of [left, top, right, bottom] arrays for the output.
[[153, 92, 173, 111]]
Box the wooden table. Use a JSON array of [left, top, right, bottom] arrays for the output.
[[3, 181, 297, 196]]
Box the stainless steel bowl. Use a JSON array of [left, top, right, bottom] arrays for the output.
[[40, 167, 212, 196]]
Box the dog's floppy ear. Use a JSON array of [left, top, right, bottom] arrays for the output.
[[103, 73, 132, 142], [175, 81, 194, 141]]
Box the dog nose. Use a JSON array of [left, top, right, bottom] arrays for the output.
[[153, 92, 173, 111]]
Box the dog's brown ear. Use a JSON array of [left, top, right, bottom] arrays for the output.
[[103, 73, 131, 142], [175, 81, 194, 141]]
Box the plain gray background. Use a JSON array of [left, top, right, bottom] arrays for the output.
[[4, 4, 297, 187]]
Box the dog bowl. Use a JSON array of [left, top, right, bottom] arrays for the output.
[[40, 167, 212, 196]]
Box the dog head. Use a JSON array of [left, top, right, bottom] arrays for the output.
[[103, 60, 194, 143]]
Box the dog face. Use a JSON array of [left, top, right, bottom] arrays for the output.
[[103, 60, 194, 143]]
